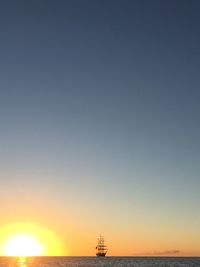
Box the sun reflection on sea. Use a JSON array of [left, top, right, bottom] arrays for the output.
[[18, 257, 27, 267]]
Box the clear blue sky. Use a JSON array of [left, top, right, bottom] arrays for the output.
[[0, 0, 200, 255]]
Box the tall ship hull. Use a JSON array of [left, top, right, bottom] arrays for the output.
[[96, 252, 106, 257], [96, 235, 107, 257]]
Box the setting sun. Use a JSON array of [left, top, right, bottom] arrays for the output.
[[0, 222, 67, 256], [4, 234, 43, 256]]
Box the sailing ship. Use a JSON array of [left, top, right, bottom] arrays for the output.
[[96, 235, 107, 256]]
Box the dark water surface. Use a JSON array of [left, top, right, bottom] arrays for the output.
[[0, 257, 200, 267]]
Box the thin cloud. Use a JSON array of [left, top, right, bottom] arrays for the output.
[[154, 250, 180, 255], [133, 250, 180, 256]]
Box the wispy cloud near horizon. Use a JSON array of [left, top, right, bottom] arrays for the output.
[[134, 249, 180, 256], [154, 250, 180, 255]]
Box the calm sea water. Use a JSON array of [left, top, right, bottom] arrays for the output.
[[0, 257, 200, 267]]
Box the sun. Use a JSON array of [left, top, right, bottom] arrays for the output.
[[4, 234, 43, 256], [0, 222, 67, 256]]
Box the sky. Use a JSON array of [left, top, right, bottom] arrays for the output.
[[0, 0, 200, 256]]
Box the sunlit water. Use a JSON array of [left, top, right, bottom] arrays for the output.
[[0, 256, 200, 267]]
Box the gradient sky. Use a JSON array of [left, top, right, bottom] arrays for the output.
[[0, 0, 200, 256]]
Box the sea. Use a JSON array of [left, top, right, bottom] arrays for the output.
[[0, 257, 200, 267]]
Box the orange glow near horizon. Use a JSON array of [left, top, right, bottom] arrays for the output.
[[0, 223, 199, 256], [0, 222, 68, 256]]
